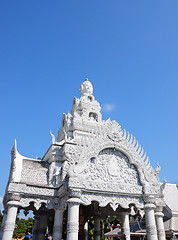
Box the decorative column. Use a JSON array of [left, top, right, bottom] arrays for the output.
[[32, 213, 40, 240], [66, 198, 81, 240], [101, 220, 105, 240], [0, 209, 7, 238], [145, 203, 158, 240], [1, 201, 19, 240], [38, 210, 48, 240], [94, 214, 100, 240], [120, 211, 130, 240], [155, 207, 166, 240], [84, 220, 88, 240], [53, 208, 64, 240]]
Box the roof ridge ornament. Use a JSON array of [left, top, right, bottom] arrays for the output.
[[50, 130, 56, 144], [80, 78, 93, 96]]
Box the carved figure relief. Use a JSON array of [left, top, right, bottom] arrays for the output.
[[3, 79, 163, 220], [69, 149, 143, 195], [48, 162, 62, 187]]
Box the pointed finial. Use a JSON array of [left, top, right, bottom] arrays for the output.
[[11, 139, 17, 160], [80, 78, 93, 95], [14, 139, 17, 151]]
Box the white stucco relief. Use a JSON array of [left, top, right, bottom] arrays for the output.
[[69, 149, 142, 195], [20, 198, 47, 210], [1, 79, 166, 240], [80, 193, 144, 211]]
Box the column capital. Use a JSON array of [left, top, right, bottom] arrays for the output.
[[144, 203, 156, 210], [155, 212, 164, 218], [7, 200, 20, 207], [143, 195, 155, 204], [69, 189, 81, 198], [54, 206, 65, 211], [67, 198, 82, 205], [155, 205, 164, 212]]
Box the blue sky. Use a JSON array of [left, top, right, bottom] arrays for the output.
[[0, 0, 178, 210]]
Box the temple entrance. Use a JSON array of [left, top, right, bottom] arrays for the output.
[[0, 79, 166, 240], [77, 201, 143, 240]]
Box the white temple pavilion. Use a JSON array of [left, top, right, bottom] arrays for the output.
[[0, 79, 178, 240]]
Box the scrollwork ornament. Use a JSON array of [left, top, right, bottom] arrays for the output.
[[80, 192, 144, 211]]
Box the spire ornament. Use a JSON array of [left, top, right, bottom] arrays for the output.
[[80, 78, 93, 96]]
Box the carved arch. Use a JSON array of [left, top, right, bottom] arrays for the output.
[[20, 197, 47, 210], [68, 138, 160, 195], [80, 192, 144, 211]]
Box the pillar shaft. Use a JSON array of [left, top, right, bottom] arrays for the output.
[[94, 216, 100, 240], [121, 212, 130, 240], [1, 202, 18, 240], [84, 221, 88, 240], [32, 214, 40, 240], [38, 212, 48, 240], [145, 203, 158, 240], [53, 209, 64, 240], [66, 198, 80, 240], [0, 210, 7, 239], [155, 210, 165, 240]]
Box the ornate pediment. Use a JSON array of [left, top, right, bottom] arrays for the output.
[[68, 148, 142, 195]]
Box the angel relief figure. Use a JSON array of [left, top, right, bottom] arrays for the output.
[[107, 156, 120, 178], [48, 161, 62, 187]]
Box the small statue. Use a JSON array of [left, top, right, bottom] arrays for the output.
[[155, 163, 160, 177], [50, 130, 55, 144], [160, 178, 166, 191], [62, 129, 68, 141]]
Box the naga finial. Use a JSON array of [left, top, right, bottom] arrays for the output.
[[50, 130, 55, 144]]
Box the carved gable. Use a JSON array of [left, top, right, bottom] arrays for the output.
[[69, 148, 142, 195], [3, 79, 163, 214]]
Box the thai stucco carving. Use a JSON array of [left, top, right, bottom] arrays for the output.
[[48, 161, 62, 187], [80, 192, 144, 211], [3, 79, 164, 219], [68, 149, 142, 195], [20, 198, 47, 210]]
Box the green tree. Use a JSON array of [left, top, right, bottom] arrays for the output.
[[13, 216, 34, 238]]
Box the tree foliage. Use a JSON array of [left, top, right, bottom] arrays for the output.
[[13, 217, 34, 238]]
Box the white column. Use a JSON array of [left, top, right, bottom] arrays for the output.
[[66, 198, 81, 240], [155, 207, 166, 240], [53, 208, 64, 240], [121, 212, 130, 240], [32, 213, 40, 240], [38, 211, 48, 240], [1, 201, 19, 240], [0, 209, 7, 239], [84, 220, 88, 240], [145, 203, 158, 240], [94, 215, 100, 240]]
